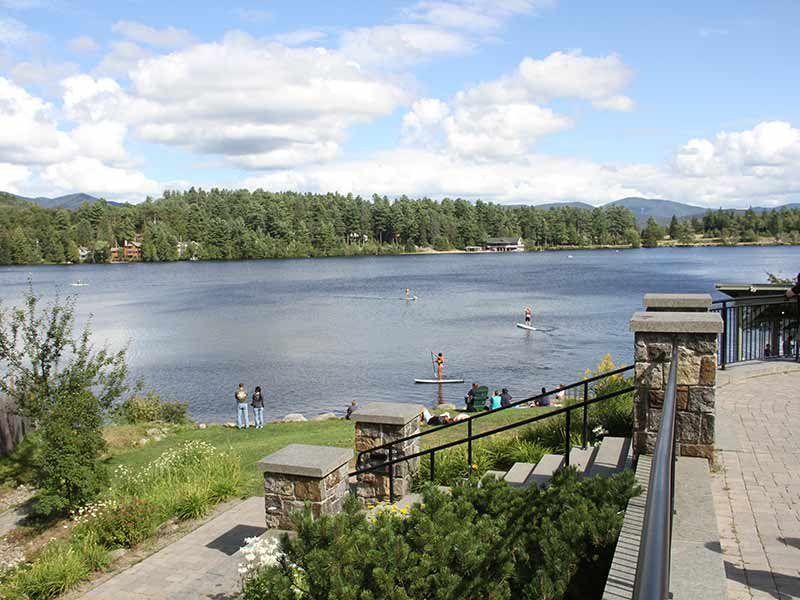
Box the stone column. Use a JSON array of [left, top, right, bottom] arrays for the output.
[[257, 444, 353, 529], [353, 402, 424, 503], [644, 293, 711, 313], [630, 311, 723, 460]]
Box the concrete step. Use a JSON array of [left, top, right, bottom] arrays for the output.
[[586, 437, 632, 479], [568, 446, 598, 475], [503, 462, 536, 487], [528, 454, 565, 487]]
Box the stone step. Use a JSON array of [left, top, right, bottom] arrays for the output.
[[528, 454, 565, 487], [503, 462, 537, 487], [586, 437, 632, 479], [479, 470, 507, 487], [568, 446, 598, 475]]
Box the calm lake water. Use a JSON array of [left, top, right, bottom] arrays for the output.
[[1, 246, 797, 422]]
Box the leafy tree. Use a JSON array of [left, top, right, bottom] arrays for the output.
[[641, 217, 664, 248], [0, 285, 128, 516]]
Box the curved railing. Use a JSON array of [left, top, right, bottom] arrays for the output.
[[350, 365, 635, 500], [711, 293, 800, 368]]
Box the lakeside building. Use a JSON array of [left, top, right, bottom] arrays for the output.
[[484, 237, 525, 252], [110, 237, 143, 262]]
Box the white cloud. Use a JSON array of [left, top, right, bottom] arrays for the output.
[[61, 74, 125, 122], [68, 35, 100, 53], [0, 0, 45, 7], [0, 16, 41, 47], [0, 162, 30, 193], [94, 41, 152, 77], [340, 24, 472, 67], [408, 0, 551, 33], [118, 33, 411, 168], [69, 121, 129, 165], [460, 50, 634, 111], [243, 121, 800, 209], [674, 121, 800, 177], [273, 29, 327, 46], [9, 60, 79, 95], [39, 157, 159, 197], [111, 20, 193, 49]]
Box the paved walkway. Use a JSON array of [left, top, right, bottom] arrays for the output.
[[80, 497, 275, 600], [712, 362, 800, 600]]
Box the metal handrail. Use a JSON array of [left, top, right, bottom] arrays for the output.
[[633, 344, 679, 600], [355, 364, 634, 468], [348, 384, 636, 480]]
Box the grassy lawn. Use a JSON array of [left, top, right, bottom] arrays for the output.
[[106, 406, 557, 496]]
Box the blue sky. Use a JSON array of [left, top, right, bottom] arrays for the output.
[[1, 0, 799, 207]]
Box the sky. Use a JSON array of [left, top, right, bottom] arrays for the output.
[[0, 0, 799, 208]]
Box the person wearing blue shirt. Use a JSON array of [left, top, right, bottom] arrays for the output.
[[490, 390, 502, 410]]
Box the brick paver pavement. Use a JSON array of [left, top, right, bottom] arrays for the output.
[[712, 364, 800, 600], [80, 496, 275, 600]]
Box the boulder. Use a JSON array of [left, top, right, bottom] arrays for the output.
[[152, 435, 163, 442], [282, 413, 307, 423], [311, 412, 338, 421], [145, 428, 161, 437], [197, 423, 207, 429], [137, 438, 149, 446], [223, 422, 237, 428]]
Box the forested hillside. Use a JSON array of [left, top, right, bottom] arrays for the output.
[[0, 188, 799, 265]]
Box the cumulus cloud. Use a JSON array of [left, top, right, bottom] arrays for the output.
[[0, 162, 30, 193], [114, 33, 411, 168], [340, 24, 471, 67], [273, 29, 327, 46], [39, 157, 159, 197], [461, 50, 634, 111], [0, 16, 42, 47], [111, 20, 193, 48], [95, 41, 152, 77], [68, 35, 100, 53], [9, 60, 79, 95], [408, 0, 551, 33], [243, 121, 800, 208]]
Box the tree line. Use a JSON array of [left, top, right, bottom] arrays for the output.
[[1, 188, 799, 264]]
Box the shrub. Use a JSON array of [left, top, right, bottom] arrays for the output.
[[74, 498, 157, 549], [0, 534, 108, 600], [174, 488, 211, 521], [112, 392, 189, 424], [242, 470, 639, 600]]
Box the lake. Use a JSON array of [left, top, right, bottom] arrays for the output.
[[0, 246, 796, 422]]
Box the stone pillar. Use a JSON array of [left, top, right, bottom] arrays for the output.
[[643, 293, 711, 313], [353, 402, 424, 503], [630, 311, 723, 460], [257, 444, 353, 529]]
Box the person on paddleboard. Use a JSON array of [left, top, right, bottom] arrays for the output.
[[405, 287, 412, 299], [524, 306, 533, 326], [435, 352, 444, 380]]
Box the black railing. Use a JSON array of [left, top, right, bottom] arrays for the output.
[[711, 293, 800, 369], [633, 344, 679, 600], [349, 365, 635, 501]]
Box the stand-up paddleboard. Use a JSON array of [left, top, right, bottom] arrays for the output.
[[516, 323, 537, 331], [414, 379, 465, 384], [402, 296, 418, 301]]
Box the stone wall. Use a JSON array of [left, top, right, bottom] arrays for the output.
[[353, 402, 423, 503], [263, 462, 349, 529], [633, 332, 717, 458]]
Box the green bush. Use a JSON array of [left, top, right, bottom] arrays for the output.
[[174, 488, 211, 521], [112, 392, 189, 424], [75, 498, 157, 549], [0, 534, 109, 600], [242, 469, 639, 600]]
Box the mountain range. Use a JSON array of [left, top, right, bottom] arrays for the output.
[[0, 192, 126, 210], [1, 191, 798, 227]]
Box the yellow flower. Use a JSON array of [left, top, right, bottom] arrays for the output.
[[471, 463, 478, 470]]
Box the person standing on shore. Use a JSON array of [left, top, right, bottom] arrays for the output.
[[235, 383, 249, 429], [251, 386, 265, 429]]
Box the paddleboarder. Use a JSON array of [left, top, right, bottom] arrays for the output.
[[524, 306, 533, 326], [405, 287, 412, 299], [435, 352, 444, 381]]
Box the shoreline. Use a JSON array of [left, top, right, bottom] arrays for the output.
[[1, 239, 798, 268]]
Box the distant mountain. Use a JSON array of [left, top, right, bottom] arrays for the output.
[[606, 197, 707, 227], [532, 201, 595, 210], [0, 192, 127, 210]]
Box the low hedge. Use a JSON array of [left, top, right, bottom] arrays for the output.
[[241, 468, 639, 600]]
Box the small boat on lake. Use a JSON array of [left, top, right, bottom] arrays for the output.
[[70, 280, 89, 287]]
